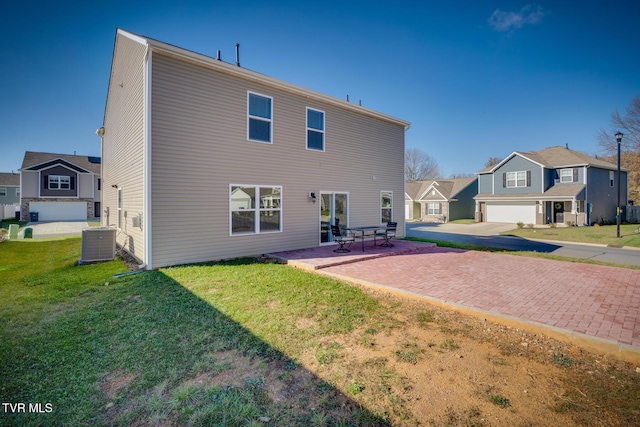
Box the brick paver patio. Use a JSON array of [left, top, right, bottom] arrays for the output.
[[269, 241, 640, 360]]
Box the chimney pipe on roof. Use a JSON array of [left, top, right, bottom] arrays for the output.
[[217, 50, 221, 61], [565, 143, 568, 149], [235, 43, 240, 67]]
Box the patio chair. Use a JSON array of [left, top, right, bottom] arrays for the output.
[[376, 221, 397, 247], [331, 224, 354, 253]]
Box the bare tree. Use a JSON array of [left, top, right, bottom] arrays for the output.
[[597, 95, 640, 154], [405, 148, 440, 181], [448, 172, 476, 178], [597, 95, 640, 199], [484, 157, 503, 169]]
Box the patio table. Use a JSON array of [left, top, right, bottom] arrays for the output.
[[344, 225, 385, 252]]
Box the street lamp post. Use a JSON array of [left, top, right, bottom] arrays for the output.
[[615, 132, 623, 238]]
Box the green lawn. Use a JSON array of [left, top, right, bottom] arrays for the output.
[[0, 238, 386, 426], [2, 238, 640, 426], [502, 223, 640, 247]]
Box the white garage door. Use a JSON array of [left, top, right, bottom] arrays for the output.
[[29, 202, 87, 221], [486, 202, 536, 224]]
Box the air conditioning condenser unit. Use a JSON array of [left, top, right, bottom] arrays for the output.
[[81, 227, 116, 263]]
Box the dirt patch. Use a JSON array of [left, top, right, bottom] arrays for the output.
[[100, 369, 137, 400]]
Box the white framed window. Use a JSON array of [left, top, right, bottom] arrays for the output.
[[506, 171, 527, 188], [560, 168, 574, 183], [48, 175, 71, 190], [0, 187, 6, 196], [306, 107, 325, 151], [16, 188, 20, 197], [230, 185, 282, 235], [427, 202, 441, 215], [610, 171, 614, 187], [117, 188, 123, 229], [247, 92, 272, 143], [380, 191, 392, 224]]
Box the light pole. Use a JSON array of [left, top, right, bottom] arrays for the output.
[[615, 131, 623, 238]]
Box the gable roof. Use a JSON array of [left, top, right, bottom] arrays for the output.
[[113, 29, 410, 129], [406, 177, 477, 201], [0, 172, 20, 186], [20, 151, 101, 175], [478, 146, 620, 173]]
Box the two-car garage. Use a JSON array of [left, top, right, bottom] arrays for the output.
[[484, 201, 536, 224], [28, 201, 88, 221]]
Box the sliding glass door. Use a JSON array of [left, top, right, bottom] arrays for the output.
[[320, 192, 348, 244]]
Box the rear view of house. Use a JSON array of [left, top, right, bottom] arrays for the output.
[[99, 29, 409, 269], [19, 152, 101, 222]]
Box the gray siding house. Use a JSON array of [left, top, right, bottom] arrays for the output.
[[19, 152, 101, 221], [0, 172, 20, 207], [99, 29, 409, 269], [405, 177, 477, 222], [474, 146, 628, 226]]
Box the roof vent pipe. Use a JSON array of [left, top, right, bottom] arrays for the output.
[[235, 43, 240, 67], [216, 50, 221, 61]]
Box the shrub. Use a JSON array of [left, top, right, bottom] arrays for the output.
[[516, 222, 524, 229]]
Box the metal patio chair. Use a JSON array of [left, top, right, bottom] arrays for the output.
[[331, 224, 354, 253]]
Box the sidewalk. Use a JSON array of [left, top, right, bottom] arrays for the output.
[[269, 241, 640, 363]]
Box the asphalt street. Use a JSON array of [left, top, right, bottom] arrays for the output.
[[406, 222, 640, 267]]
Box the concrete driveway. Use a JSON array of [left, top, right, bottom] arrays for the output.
[[408, 221, 517, 236], [19, 221, 89, 239]]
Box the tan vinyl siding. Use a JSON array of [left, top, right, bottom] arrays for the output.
[[150, 52, 405, 267], [20, 171, 38, 198], [78, 174, 93, 199], [102, 33, 146, 262]]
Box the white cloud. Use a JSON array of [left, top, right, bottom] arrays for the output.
[[488, 4, 545, 32]]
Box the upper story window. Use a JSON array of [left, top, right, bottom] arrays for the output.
[[381, 191, 392, 223], [49, 175, 71, 190], [560, 168, 577, 183], [247, 92, 272, 143], [610, 171, 614, 187], [16, 188, 20, 197], [230, 185, 282, 235], [306, 108, 325, 151], [0, 187, 6, 196], [506, 171, 527, 188]]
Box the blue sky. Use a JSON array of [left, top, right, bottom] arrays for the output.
[[1, 1, 638, 177]]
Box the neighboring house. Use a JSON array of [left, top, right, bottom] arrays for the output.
[[0, 172, 20, 206], [474, 146, 628, 226], [405, 177, 477, 222], [99, 29, 409, 269], [19, 152, 102, 222]]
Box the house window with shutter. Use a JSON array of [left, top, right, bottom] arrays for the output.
[[505, 171, 528, 188], [48, 175, 71, 190], [560, 168, 576, 183]]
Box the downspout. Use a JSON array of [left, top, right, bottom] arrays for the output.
[[584, 165, 589, 226], [143, 42, 152, 269]]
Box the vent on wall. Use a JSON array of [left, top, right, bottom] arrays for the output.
[[81, 227, 116, 263]]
